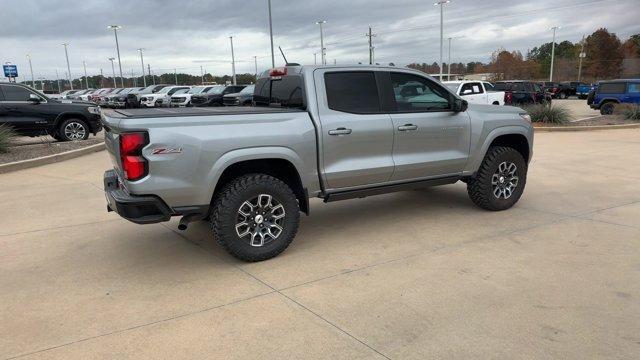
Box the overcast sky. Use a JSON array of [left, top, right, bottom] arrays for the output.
[[1, 0, 638, 81]]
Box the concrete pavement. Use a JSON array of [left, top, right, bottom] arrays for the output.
[[1, 129, 639, 359]]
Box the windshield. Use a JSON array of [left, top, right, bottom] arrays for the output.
[[188, 86, 206, 94], [444, 83, 460, 92], [173, 88, 189, 95], [240, 85, 255, 94], [139, 85, 160, 94], [206, 86, 225, 94]]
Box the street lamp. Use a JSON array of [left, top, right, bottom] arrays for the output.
[[229, 36, 236, 85], [137, 48, 147, 87], [316, 20, 327, 65], [108, 57, 117, 88], [549, 26, 561, 82], [62, 43, 73, 90], [107, 25, 124, 87], [83, 61, 89, 89], [268, 0, 275, 68], [447, 35, 465, 81], [434, 1, 451, 81], [26, 54, 35, 89]]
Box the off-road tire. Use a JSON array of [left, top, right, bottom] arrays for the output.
[[600, 102, 616, 115], [559, 92, 567, 99], [58, 119, 89, 141], [211, 174, 300, 262], [467, 146, 527, 211]]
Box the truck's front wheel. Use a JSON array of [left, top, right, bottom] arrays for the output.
[[211, 174, 300, 262], [467, 146, 527, 211]]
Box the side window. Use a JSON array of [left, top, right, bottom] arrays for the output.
[[0, 86, 5, 101], [471, 82, 483, 94], [627, 83, 640, 93], [324, 71, 380, 113], [460, 83, 474, 95], [533, 83, 542, 92], [484, 82, 495, 91], [1, 85, 33, 101], [599, 83, 626, 93], [390, 72, 451, 112]]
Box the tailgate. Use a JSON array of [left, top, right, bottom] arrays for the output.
[[101, 112, 124, 176]]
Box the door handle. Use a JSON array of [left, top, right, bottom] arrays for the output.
[[328, 127, 352, 135], [398, 124, 418, 131]]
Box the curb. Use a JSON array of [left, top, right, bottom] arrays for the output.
[[0, 142, 105, 174], [534, 123, 640, 132]]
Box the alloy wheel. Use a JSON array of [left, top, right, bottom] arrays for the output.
[[64, 122, 86, 140], [491, 161, 519, 199], [235, 194, 286, 247]]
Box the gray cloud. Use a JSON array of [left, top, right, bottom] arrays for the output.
[[1, 0, 637, 80]]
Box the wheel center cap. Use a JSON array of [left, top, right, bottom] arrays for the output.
[[499, 176, 505, 183], [254, 215, 264, 224]]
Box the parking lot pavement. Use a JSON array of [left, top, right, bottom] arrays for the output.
[[553, 98, 601, 120], [1, 129, 639, 359]]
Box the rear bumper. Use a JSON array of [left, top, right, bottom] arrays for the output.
[[104, 170, 172, 224]]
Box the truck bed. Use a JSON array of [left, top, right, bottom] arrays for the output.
[[106, 106, 304, 119]]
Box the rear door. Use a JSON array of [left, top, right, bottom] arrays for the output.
[[314, 70, 395, 189], [387, 71, 470, 180]]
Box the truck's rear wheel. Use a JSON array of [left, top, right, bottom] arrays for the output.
[[600, 102, 616, 115], [467, 146, 527, 211], [211, 174, 300, 262], [58, 119, 89, 141]]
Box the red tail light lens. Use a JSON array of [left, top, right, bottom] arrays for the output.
[[120, 132, 148, 181], [505, 92, 513, 105], [269, 67, 287, 78]]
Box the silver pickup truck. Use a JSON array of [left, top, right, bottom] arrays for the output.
[[102, 64, 533, 262]]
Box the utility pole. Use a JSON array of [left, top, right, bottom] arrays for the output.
[[316, 20, 327, 65], [100, 68, 104, 87], [55, 69, 61, 93], [268, 0, 275, 68], [62, 43, 73, 90], [229, 36, 236, 85], [137, 48, 147, 87], [26, 54, 35, 88], [108, 57, 117, 88], [132, 69, 136, 86], [149, 64, 155, 85], [107, 25, 124, 87], [254, 56, 258, 80], [434, 1, 450, 81], [83, 61, 89, 89], [549, 26, 561, 82], [200, 65, 204, 84], [174, 68, 178, 85], [366, 27, 376, 65], [577, 35, 586, 82]]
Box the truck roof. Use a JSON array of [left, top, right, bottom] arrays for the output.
[[104, 106, 304, 119]]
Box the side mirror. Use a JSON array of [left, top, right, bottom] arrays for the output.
[[453, 98, 468, 112], [28, 93, 41, 104]]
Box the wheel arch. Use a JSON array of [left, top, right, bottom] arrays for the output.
[[54, 112, 89, 128], [207, 148, 309, 215], [467, 126, 532, 175]]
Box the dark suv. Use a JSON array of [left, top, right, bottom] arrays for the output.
[[588, 79, 640, 115], [191, 85, 247, 107], [0, 82, 102, 141], [494, 80, 550, 105]]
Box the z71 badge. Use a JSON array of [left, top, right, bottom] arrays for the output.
[[151, 147, 183, 155]]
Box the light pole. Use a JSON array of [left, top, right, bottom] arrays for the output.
[[62, 43, 73, 90], [316, 20, 327, 65], [366, 27, 376, 65], [55, 69, 61, 93], [549, 26, 561, 82], [174, 68, 178, 85], [26, 54, 35, 88], [229, 36, 236, 85], [254, 56, 258, 80], [577, 35, 586, 82], [447, 35, 464, 81], [83, 61, 89, 89], [137, 48, 147, 87], [434, 1, 450, 81], [200, 65, 204, 84], [107, 25, 124, 87], [108, 57, 117, 88], [268, 0, 275, 68]]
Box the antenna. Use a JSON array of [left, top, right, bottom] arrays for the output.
[[278, 46, 288, 65]]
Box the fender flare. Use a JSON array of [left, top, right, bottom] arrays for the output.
[[465, 125, 532, 174], [54, 112, 89, 127]]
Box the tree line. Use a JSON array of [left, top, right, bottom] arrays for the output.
[[407, 28, 640, 82]]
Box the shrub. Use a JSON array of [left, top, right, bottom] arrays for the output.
[[0, 124, 17, 153], [613, 103, 640, 121], [522, 103, 571, 124]]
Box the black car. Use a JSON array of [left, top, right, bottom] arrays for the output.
[[494, 80, 550, 105], [222, 84, 255, 106], [191, 85, 247, 107], [0, 82, 102, 141]]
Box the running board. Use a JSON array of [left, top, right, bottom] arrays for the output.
[[323, 176, 460, 203]]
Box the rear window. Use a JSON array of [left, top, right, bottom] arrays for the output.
[[598, 82, 626, 94], [254, 76, 305, 109], [324, 72, 380, 113]]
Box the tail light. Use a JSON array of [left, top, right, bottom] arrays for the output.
[[269, 67, 287, 79], [120, 132, 148, 181], [552, 87, 558, 93], [504, 92, 513, 105]]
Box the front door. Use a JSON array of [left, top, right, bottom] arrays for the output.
[[387, 72, 471, 181], [0, 84, 51, 135], [315, 70, 394, 190]]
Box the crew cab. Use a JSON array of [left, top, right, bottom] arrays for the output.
[[102, 65, 533, 262], [494, 80, 550, 105], [0, 82, 102, 141], [443, 81, 504, 105], [588, 79, 640, 114]]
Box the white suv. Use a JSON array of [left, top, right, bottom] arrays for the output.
[[169, 86, 216, 107], [140, 86, 191, 107]]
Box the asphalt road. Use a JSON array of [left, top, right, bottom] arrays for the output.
[[1, 129, 639, 359]]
